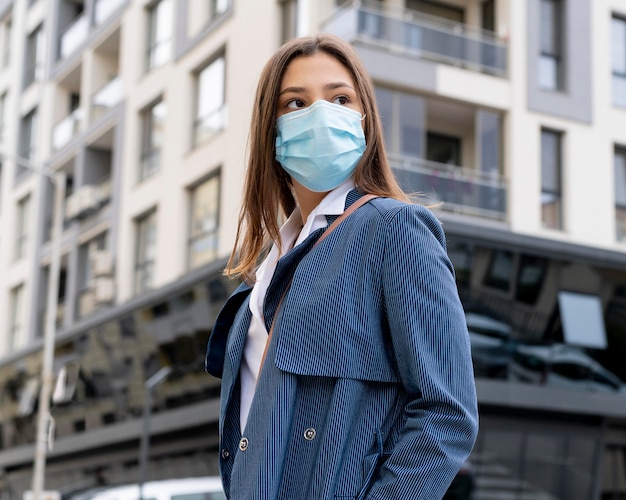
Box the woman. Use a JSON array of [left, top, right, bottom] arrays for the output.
[[206, 33, 478, 499]]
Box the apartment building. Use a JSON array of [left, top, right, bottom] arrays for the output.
[[0, 0, 624, 498]]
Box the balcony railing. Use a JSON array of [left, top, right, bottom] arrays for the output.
[[60, 13, 89, 59], [323, 1, 507, 77], [94, 0, 126, 25], [390, 154, 507, 220], [52, 108, 83, 151], [91, 75, 123, 121], [64, 177, 112, 221], [194, 104, 227, 146]]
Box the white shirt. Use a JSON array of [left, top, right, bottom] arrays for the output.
[[239, 179, 356, 431]]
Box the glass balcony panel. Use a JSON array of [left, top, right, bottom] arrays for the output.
[[390, 154, 507, 220], [60, 14, 89, 59], [324, 3, 507, 76], [94, 0, 126, 25], [91, 76, 122, 121], [52, 109, 82, 151]]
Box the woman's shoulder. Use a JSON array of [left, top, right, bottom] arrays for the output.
[[368, 196, 440, 224], [364, 196, 446, 246]]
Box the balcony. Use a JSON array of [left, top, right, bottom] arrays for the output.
[[323, 1, 507, 77], [94, 0, 126, 25], [91, 75, 122, 121], [390, 154, 507, 220], [52, 108, 83, 151], [64, 177, 112, 221], [60, 13, 89, 59]]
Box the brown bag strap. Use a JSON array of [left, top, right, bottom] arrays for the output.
[[258, 194, 378, 374]]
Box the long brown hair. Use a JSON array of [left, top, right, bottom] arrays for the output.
[[226, 33, 408, 283]]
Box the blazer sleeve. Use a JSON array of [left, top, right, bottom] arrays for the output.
[[366, 204, 479, 499]]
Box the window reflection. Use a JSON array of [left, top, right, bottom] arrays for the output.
[[451, 237, 626, 393]]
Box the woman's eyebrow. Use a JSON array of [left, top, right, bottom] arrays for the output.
[[278, 82, 355, 96], [323, 82, 355, 91], [279, 86, 306, 96]]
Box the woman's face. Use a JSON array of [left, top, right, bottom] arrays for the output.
[[276, 52, 363, 119]]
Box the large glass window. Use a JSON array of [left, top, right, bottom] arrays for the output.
[[187, 0, 230, 38], [615, 147, 626, 242], [146, 0, 172, 71], [188, 174, 220, 269], [194, 55, 226, 146], [1, 18, 11, 69], [139, 99, 166, 181], [613, 16, 626, 107], [541, 128, 563, 230], [374, 87, 425, 158], [15, 195, 31, 260], [19, 107, 38, 166], [135, 210, 157, 294], [9, 284, 25, 350], [539, 0, 564, 90], [23, 24, 44, 88]]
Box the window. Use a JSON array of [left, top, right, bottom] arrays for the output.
[[427, 132, 461, 165], [9, 284, 25, 351], [15, 195, 31, 260], [539, 0, 564, 90], [194, 55, 225, 146], [0, 92, 7, 144], [135, 210, 157, 294], [1, 18, 11, 69], [515, 255, 548, 305], [615, 146, 626, 242], [187, 0, 230, 38], [19, 107, 38, 166], [146, 0, 173, 70], [374, 87, 426, 158], [24, 24, 44, 88], [541, 129, 562, 229], [281, 0, 298, 41], [188, 174, 220, 268], [407, 0, 465, 23], [612, 16, 626, 107], [483, 249, 514, 291], [139, 99, 166, 181], [481, 0, 496, 32]]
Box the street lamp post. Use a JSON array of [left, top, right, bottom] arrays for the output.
[[138, 366, 172, 500], [31, 169, 66, 500], [3, 152, 66, 500]]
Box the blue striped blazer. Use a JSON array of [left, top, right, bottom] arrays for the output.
[[206, 192, 478, 499]]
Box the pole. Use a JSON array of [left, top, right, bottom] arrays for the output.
[[31, 171, 66, 500], [138, 366, 171, 500]]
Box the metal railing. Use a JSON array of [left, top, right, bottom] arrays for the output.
[[323, 0, 508, 76], [389, 153, 507, 220]]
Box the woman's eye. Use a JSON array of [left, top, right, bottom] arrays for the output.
[[286, 99, 305, 109], [332, 96, 350, 105]]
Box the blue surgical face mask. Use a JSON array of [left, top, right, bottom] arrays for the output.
[[275, 100, 366, 192]]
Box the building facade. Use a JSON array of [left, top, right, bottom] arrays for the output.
[[0, 0, 625, 498]]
